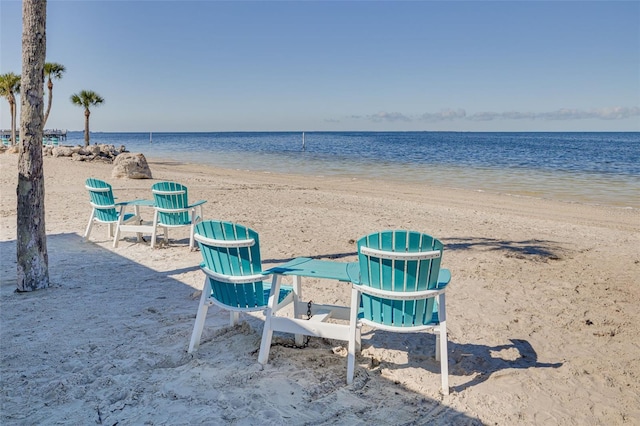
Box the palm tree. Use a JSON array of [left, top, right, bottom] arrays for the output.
[[17, 0, 49, 291], [43, 62, 66, 127], [70, 90, 104, 146], [0, 72, 21, 146]]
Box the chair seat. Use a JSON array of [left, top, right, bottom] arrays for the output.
[[122, 212, 136, 222], [158, 213, 200, 227], [356, 306, 440, 328], [208, 280, 293, 310]]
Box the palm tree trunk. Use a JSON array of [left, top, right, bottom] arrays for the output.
[[10, 97, 17, 145], [17, 0, 49, 291], [84, 108, 90, 146], [43, 78, 53, 126]]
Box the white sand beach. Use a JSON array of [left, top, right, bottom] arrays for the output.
[[1, 152, 639, 425]]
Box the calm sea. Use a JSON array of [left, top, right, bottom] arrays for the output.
[[68, 131, 640, 209]]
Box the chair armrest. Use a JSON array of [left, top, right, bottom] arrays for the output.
[[188, 200, 207, 208], [115, 199, 154, 207], [437, 268, 451, 289], [346, 262, 361, 284]]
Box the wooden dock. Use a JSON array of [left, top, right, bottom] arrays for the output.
[[1, 129, 67, 142]]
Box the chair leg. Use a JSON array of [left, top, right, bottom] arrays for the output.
[[188, 279, 212, 353], [293, 276, 304, 346], [113, 206, 125, 248], [230, 311, 239, 326], [438, 293, 449, 395], [258, 275, 281, 365], [83, 209, 95, 241], [439, 321, 449, 395], [151, 211, 159, 248], [189, 221, 195, 250], [346, 287, 361, 384]]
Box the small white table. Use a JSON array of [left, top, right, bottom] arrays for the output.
[[113, 199, 156, 247], [258, 257, 359, 364]]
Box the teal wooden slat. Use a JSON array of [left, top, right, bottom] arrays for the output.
[[227, 222, 245, 307], [367, 233, 383, 322], [222, 222, 240, 276], [380, 231, 394, 326], [249, 229, 262, 272], [406, 231, 422, 290], [236, 225, 252, 274], [429, 239, 444, 290], [392, 231, 407, 326], [358, 236, 373, 321], [211, 221, 227, 276]]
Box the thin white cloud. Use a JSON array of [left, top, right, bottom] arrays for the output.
[[466, 111, 500, 121], [346, 106, 639, 123], [469, 107, 640, 121], [366, 111, 412, 123], [420, 109, 467, 122]]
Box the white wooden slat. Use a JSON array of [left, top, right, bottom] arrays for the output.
[[360, 246, 441, 261], [194, 233, 255, 249]]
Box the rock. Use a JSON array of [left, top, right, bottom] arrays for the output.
[[111, 153, 152, 179], [52, 146, 76, 157], [79, 145, 101, 156], [71, 153, 87, 161], [6, 145, 20, 154]]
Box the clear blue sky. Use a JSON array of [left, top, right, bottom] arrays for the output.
[[1, 0, 639, 132]]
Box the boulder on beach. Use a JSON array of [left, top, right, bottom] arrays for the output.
[[111, 152, 152, 179]]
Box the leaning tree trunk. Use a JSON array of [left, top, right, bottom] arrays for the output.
[[84, 108, 90, 146], [17, 0, 49, 292]]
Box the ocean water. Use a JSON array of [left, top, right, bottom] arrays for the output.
[[68, 131, 640, 208]]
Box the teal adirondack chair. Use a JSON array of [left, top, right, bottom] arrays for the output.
[[188, 220, 294, 353], [150, 181, 206, 250], [347, 230, 451, 394], [84, 178, 138, 242]]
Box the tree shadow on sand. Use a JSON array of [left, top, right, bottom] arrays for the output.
[[358, 329, 562, 393], [263, 236, 567, 266], [443, 236, 565, 260], [263, 251, 358, 265]]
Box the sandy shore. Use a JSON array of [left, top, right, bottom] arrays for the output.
[[1, 152, 639, 425]]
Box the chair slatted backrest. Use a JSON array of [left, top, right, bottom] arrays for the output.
[[357, 230, 444, 328], [152, 181, 190, 226], [195, 220, 267, 309], [85, 178, 118, 222]]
